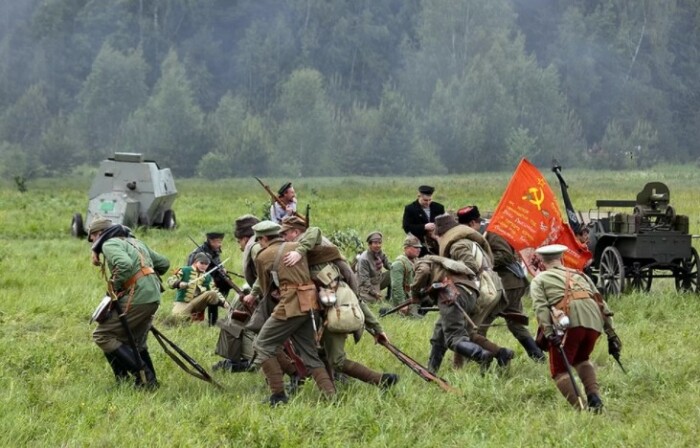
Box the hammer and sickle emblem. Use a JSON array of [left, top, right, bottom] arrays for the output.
[[522, 187, 545, 211]]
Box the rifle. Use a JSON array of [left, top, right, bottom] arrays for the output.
[[552, 159, 583, 234], [187, 235, 240, 294], [379, 299, 413, 317], [283, 340, 309, 379], [254, 177, 307, 225], [549, 307, 585, 410], [380, 282, 445, 317], [366, 328, 460, 395], [150, 325, 224, 389]]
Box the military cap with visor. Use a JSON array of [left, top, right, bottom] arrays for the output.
[[280, 216, 307, 234], [206, 232, 225, 240], [366, 231, 383, 243], [535, 244, 568, 257], [252, 220, 281, 238], [403, 233, 423, 248]]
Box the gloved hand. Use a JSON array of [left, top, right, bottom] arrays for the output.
[[608, 334, 622, 357], [547, 332, 563, 347]]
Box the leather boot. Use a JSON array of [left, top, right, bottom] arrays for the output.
[[111, 345, 158, 389], [207, 305, 219, 326], [340, 360, 382, 384], [427, 343, 447, 374], [495, 348, 515, 367], [575, 361, 602, 412], [276, 350, 298, 377], [310, 368, 336, 398], [470, 333, 501, 354], [518, 336, 546, 363], [261, 358, 286, 395], [554, 374, 582, 409], [587, 393, 604, 413], [104, 351, 129, 382], [454, 340, 494, 371]]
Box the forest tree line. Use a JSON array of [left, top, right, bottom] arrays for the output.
[[1, 0, 698, 179]]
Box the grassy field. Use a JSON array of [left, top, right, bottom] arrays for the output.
[[1, 166, 700, 447]]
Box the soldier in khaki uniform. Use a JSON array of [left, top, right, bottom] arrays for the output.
[[433, 213, 515, 368], [279, 217, 398, 390], [457, 205, 545, 362], [530, 244, 621, 412], [411, 255, 495, 373], [252, 221, 335, 405], [357, 231, 391, 303]]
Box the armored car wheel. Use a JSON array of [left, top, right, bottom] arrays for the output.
[[599, 246, 625, 296], [71, 213, 85, 238], [162, 209, 176, 230], [675, 247, 700, 293]]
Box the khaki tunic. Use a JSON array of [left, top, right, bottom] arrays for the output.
[[389, 254, 414, 306], [255, 238, 312, 320], [530, 266, 614, 338]]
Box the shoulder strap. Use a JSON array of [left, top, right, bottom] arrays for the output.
[[270, 242, 287, 287]]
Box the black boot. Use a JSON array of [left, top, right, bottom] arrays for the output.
[[518, 337, 546, 363], [207, 305, 219, 326], [104, 352, 129, 382], [587, 393, 604, 413], [427, 343, 448, 374], [111, 345, 158, 389], [379, 373, 399, 389], [495, 348, 515, 367], [269, 392, 289, 406], [454, 340, 494, 371]]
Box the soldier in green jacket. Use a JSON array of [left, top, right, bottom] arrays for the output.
[[530, 244, 621, 412], [357, 231, 391, 303], [389, 234, 423, 317], [88, 217, 170, 389], [167, 253, 229, 321]]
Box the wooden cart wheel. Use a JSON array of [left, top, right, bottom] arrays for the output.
[[675, 247, 700, 293], [627, 267, 652, 293], [599, 246, 625, 296]]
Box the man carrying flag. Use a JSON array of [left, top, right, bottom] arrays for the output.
[[487, 158, 592, 276]]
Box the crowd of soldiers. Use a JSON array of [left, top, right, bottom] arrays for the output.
[[87, 182, 621, 412]]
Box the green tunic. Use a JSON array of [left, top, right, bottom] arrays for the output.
[[390, 254, 414, 306], [102, 237, 170, 306]]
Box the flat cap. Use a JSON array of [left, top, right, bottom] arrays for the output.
[[418, 185, 435, 195], [252, 220, 281, 238], [88, 216, 112, 239], [457, 205, 480, 224], [277, 182, 293, 196], [234, 214, 260, 239], [535, 244, 568, 256], [403, 233, 422, 248], [206, 232, 225, 240], [366, 231, 383, 243], [280, 216, 307, 233]]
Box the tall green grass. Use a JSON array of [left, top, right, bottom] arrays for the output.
[[1, 167, 699, 446]]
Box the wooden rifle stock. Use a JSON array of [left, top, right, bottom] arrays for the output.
[[366, 328, 460, 395], [379, 299, 413, 317], [253, 177, 307, 225]]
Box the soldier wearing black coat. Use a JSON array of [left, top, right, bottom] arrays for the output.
[[402, 185, 445, 256]]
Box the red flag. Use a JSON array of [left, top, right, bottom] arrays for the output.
[[488, 158, 591, 275]]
